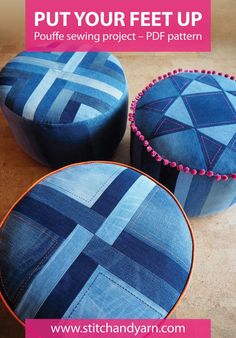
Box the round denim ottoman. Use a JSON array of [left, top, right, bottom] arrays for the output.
[[130, 69, 236, 217], [0, 162, 194, 323], [0, 52, 128, 167]]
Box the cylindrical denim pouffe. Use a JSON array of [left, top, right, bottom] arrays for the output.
[[0, 162, 194, 323], [130, 69, 236, 217], [0, 52, 128, 168]]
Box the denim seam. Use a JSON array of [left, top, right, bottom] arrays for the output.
[[200, 135, 223, 165], [171, 76, 188, 91], [154, 117, 187, 136], [68, 272, 161, 318], [43, 168, 122, 204], [128, 187, 158, 225], [145, 98, 173, 112], [12, 239, 59, 305]]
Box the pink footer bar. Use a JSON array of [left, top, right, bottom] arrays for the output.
[[25, 319, 211, 338]]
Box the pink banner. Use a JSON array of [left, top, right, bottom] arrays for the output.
[[25, 319, 211, 338], [25, 0, 211, 52]]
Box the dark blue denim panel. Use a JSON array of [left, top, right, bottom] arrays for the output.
[[113, 231, 188, 293], [92, 169, 140, 217], [35, 253, 97, 319], [14, 196, 77, 238], [0, 211, 62, 308], [29, 185, 105, 233]]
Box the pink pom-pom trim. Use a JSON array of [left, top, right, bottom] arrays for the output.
[[163, 159, 170, 166], [184, 167, 190, 173], [177, 164, 184, 171], [155, 155, 162, 162], [191, 169, 198, 175], [130, 68, 236, 182], [199, 169, 206, 176]]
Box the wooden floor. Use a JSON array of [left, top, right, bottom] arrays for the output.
[[0, 1, 236, 337]]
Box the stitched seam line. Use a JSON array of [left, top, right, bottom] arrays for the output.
[[68, 272, 162, 318], [43, 168, 122, 204], [12, 240, 58, 304], [184, 93, 236, 127], [171, 76, 187, 91], [200, 135, 223, 165], [10, 212, 58, 240]]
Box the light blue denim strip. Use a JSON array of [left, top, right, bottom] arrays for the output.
[[63, 266, 167, 319], [0, 85, 11, 100], [107, 54, 122, 68], [15, 225, 93, 320], [40, 163, 125, 207], [96, 176, 155, 245], [63, 52, 87, 73], [73, 104, 101, 123], [22, 69, 57, 120], [174, 171, 193, 208], [10, 56, 64, 71], [59, 70, 123, 100], [214, 74, 236, 91], [46, 88, 74, 123]]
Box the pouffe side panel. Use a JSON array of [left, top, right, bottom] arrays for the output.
[[181, 175, 236, 217], [2, 94, 128, 168], [89, 93, 128, 159], [131, 136, 236, 216]]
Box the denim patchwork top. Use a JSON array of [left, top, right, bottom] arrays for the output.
[[0, 52, 127, 124], [135, 72, 236, 175], [0, 162, 193, 321]]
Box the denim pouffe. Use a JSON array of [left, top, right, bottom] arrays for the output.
[[0, 52, 128, 167], [130, 69, 236, 217], [0, 162, 193, 323]]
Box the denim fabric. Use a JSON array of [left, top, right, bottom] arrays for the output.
[[132, 72, 236, 216], [0, 163, 193, 320], [0, 211, 62, 309], [132, 135, 236, 216], [0, 52, 128, 167], [63, 266, 168, 319]]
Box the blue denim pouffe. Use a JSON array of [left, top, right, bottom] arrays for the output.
[[0, 162, 193, 322], [130, 70, 236, 217], [0, 52, 128, 167]]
